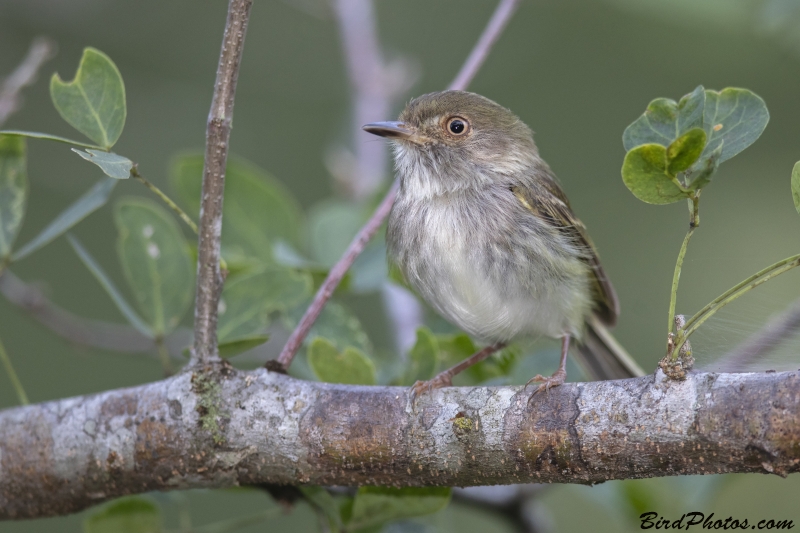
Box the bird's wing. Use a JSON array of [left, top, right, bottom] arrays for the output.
[[510, 177, 619, 327]]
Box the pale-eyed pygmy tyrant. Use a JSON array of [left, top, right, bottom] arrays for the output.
[[363, 90, 643, 399]]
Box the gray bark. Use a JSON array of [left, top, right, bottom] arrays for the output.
[[192, 0, 252, 366], [2, 366, 798, 519]]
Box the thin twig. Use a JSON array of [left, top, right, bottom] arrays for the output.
[[712, 296, 800, 372], [680, 255, 800, 342], [131, 166, 198, 234], [192, 0, 253, 366], [276, 179, 399, 368], [155, 336, 175, 376], [274, 0, 522, 370], [448, 0, 522, 92], [0, 331, 29, 405], [0, 269, 190, 358], [0, 38, 56, 127]]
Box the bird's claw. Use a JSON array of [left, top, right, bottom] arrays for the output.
[[409, 373, 453, 407], [525, 369, 566, 404]]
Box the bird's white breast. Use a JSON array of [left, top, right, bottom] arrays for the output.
[[388, 181, 592, 343]]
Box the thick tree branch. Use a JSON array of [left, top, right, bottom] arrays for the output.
[[2, 368, 798, 519], [192, 0, 253, 366], [275, 0, 522, 370]]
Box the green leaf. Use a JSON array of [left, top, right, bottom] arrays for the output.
[[72, 149, 132, 179], [621, 144, 688, 205], [700, 87, 769, 165], [351, 238, 388, 293], [619, 480, 659, 519], [114, 198, 194, 336], [308, 337, 376, 385], [792, 162, 800, 215], [468, 345, 522, 384], [437, 333, 476, 369], [687, 143, 723, 191], [299, 486, 342, 532], [287, 300, 371, 354], [623, 85, 705, 151], [0, 135, 27, 259], [666, 128, 706, 175], [0, 130, 104, 150], [68, 233, 153, 337], [84, 496, 162, 533], [404, 327, 438, 385], [171, 154, 305, 262], [218, 266, 312, 341], [347, 487, 451, 531], [272, 241, 322, 270], [218, 335, 269, 359], [308, 199, 363, 267], [13, 178, 116, 261], [50, 47, 126, 149]]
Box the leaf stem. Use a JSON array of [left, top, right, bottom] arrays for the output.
[[0, 130, 104, 150], [0, 331, 29, 405], [131, 166, 198, 234], [666, 193, 699, 352], [673, 254, 800, 359], [155, 336, 175, 376]]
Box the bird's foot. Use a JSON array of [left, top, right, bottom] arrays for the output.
[[525, 368, 567, 403], [409, 372, 453, 407]]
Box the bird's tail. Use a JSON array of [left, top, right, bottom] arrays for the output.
[[573, 314, 645, 380]]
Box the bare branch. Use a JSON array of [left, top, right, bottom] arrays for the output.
[[275, 0, 521, 370], [275, 179, 399, 368], [713, 298, 800, 372], [331, 0, 392, 200], [0, 270, 190, 358], [192, 0, 253, 366], [2, 368, 798, 519], [0, 38, 56, 128], [448, 0, 522, 91]]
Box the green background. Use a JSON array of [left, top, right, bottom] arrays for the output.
[[1, 0, 799, 531]]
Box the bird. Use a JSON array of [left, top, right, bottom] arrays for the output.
[[363, 90, 643, 399]]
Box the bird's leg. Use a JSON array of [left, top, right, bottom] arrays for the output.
[[526, 335, 570, 398], [410, 342, 506, 403]]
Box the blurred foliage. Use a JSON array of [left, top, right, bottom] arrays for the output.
[[0, 135, 26, 259], [83, 497, 161, 533], [2, 0, 800, 532], [308, 337, 376, 385]]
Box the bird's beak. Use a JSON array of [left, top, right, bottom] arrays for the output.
[[362, 121, 415, 140]]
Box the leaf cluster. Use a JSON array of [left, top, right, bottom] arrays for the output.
[[621, 85, 768, 204]]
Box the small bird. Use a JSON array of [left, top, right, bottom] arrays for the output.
[[363, 90, 643, 398]]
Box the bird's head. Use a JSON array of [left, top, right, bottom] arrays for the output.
[[363, 90, 539, 194]]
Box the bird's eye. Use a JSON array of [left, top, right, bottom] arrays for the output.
[[446, 117, 469, 136]]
